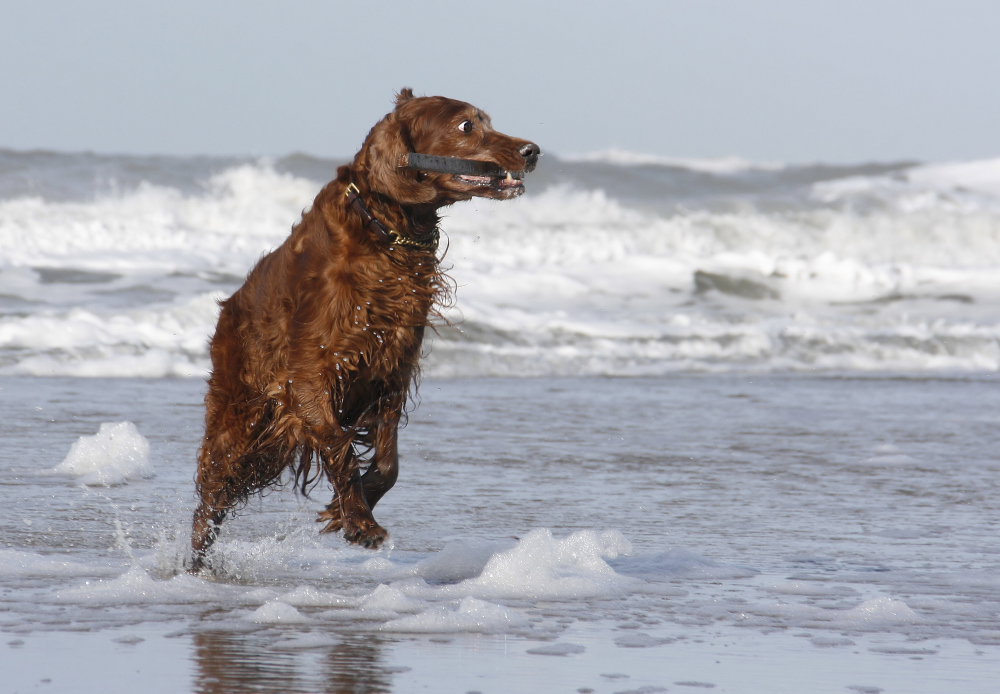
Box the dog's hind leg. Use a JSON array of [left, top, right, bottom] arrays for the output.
[[190, 499, 227, 573], [318, 415, 399, 534], [189, 439, 235, 572], [189, 433, 290, 572]]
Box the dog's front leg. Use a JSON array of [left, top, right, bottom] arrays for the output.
[[294, 375, 390, 548], [318, 415, 399, 533], [321, 436, 389, 548], [361, 415, 400, 507]]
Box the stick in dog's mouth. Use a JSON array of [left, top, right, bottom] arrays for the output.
[[398, 153, 525, 188]]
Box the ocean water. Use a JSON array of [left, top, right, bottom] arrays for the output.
[[2, 150, 1000, 692], [3, 375, 1000, 693], [3, 149, 1000, 377]]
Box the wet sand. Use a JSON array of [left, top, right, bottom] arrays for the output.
[[3, 374, 1000, 693]]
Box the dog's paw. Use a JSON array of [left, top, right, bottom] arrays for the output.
[[316, 502, 343, 534], [186, 554, 211, 575], [342, 518, 389, 549]]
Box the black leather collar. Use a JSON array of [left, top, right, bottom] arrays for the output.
[[344, 182, 439, 252]]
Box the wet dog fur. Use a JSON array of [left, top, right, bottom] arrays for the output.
[[189, 89, 539, 570]]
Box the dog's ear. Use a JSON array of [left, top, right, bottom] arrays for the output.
[[395, 87, 415, 108], [361, 110, 436, 204]]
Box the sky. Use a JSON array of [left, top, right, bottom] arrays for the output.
[[1, 1, 998, 163]]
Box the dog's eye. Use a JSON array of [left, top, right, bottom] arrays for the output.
[[458, 120, 474, 134]]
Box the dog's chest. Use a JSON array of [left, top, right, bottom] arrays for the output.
[[323, 262, 436, 380], [364, 293, 431, 367]]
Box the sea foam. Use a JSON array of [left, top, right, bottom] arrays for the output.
[[381, 597, 530, 633], [52, 421, 153, 486], [247, 601, 312, 624], [450, 529, 634, 600], [837, 597, 919, 626]]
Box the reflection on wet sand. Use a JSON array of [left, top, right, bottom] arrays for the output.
[[193, 631, 302, 694], [193, 630, 394, 694], [322, 637, 393, 694]]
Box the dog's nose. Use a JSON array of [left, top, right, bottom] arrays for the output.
[[519, 142, 540, 171]]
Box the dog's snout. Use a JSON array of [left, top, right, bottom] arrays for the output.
[[519, 142, 540, 172]]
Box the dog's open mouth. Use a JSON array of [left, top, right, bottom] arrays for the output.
[[454, 170, 524, 190], [398, 154, 527, 193]]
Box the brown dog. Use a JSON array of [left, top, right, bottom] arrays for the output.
[[189, 88, 539, 570]]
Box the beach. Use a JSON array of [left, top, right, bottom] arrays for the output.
[[3, 151, 1000, 692], [4, 374, 1000, 693]]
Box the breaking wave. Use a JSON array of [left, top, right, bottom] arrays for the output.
[[2, 151, 1000, 376]]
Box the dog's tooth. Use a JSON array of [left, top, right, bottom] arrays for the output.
[[505, 171, 512, 181]]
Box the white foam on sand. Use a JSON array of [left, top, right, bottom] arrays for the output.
[[381, 597, 530, 634], [412, 538, 517, 582], [275, 585, 351, 608], [165, 529, 643, 634], [358, 584, 426, 613], [52, 421, 153, 486], [27, 523, 947, 642], [0, 549, 117, 578], [162, 529, 640, 634], [446, 529, 634, 600], [246, 601, 312, 624], [52, 566, 247, 605], [836, 597, 919, 627]]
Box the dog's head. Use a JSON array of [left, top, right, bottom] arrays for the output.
[[356, 88, 539, 205]]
